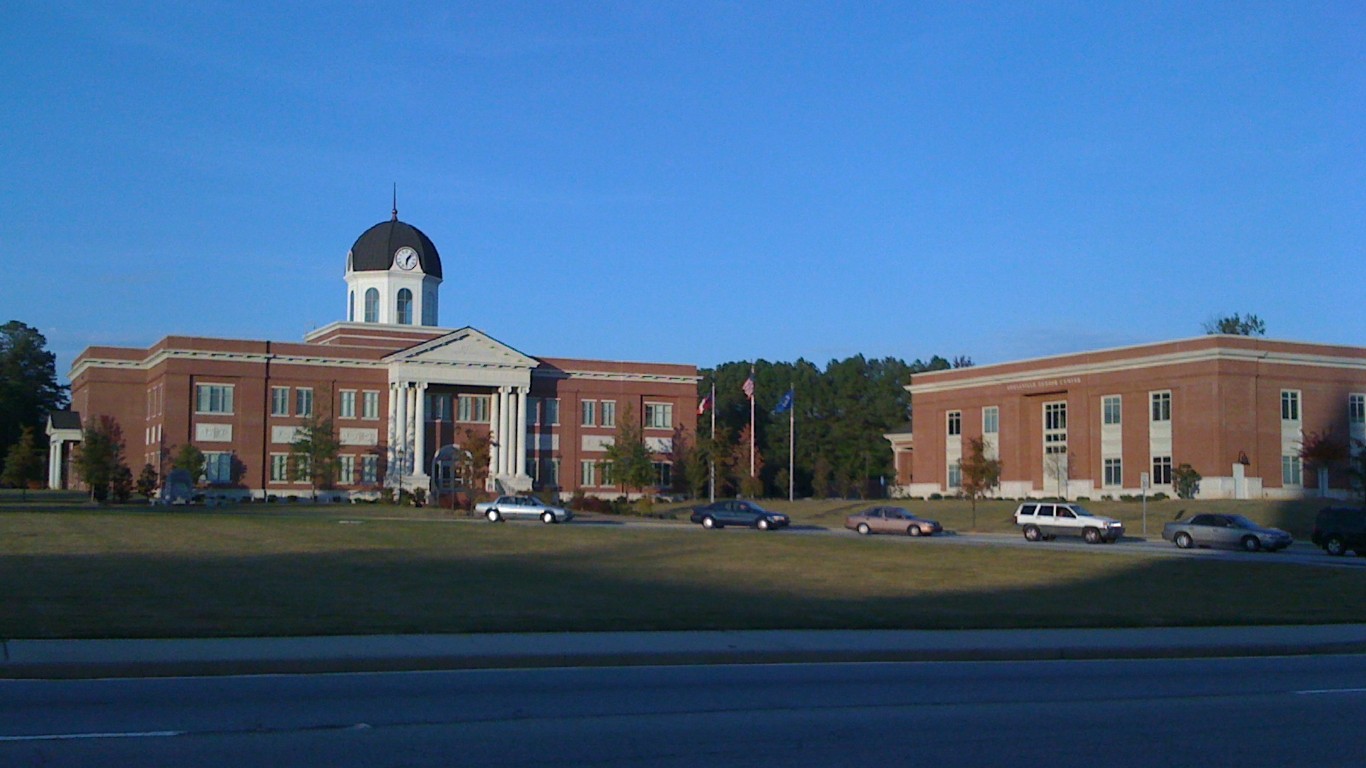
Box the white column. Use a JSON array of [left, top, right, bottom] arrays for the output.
[[48, 439, 61, 489], [396, 382, 409, 477], [515, 386, 529, 477], [406, 384, 418, 475], [414, 381, 428, 478], [498, 386, 512, 476], [387, 382, 399, 479], [489, 387, 502, 478]]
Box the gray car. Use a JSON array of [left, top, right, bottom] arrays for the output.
[[474, 495, 573, 524], [1162, 513, 1291, 552]]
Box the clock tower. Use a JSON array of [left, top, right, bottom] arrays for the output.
[[343, 203, 443, 326]]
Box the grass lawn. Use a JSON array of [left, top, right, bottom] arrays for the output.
[[3, 498, 1364, 639]]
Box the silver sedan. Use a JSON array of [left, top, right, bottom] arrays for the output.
[[474, 495, 573, 524], [1162, 513, 1292, 552]]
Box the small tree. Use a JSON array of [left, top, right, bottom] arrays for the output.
[[2, 425, 44, 495], [603, 404, 655, 501], [110, 464, 134, 503], [1347, 439, 1366, 504], [1173, 463, 1202, 500], [135, 463, 159, 500], [457, 427, 493, 500], [1203, 313, 1266, 336], [1300, 429, 1348, 497], [72, 415, 128, 503], [171, 444, 206, 485], [959, 436, 1002, 530], [289, 415, 340, 501], [735, 423, 764, 497]]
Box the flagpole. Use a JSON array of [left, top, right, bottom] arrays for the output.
[[708, 381, 715, 503], [788, 381, 795, 502], [748, 366, 756, 479]]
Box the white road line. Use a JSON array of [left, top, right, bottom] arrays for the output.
[[1295, 688, 1366, 695], [0, 730, 182, 743]]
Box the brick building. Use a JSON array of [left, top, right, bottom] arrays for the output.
[[50, 211, 698, 500], [886, 336, 1366, 500]]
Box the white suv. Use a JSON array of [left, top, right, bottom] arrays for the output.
[[1014, 502, 1124, 544]]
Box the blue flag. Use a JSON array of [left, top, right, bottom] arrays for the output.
[[774, 389, 794, 414]]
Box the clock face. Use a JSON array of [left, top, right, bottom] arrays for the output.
[[395, 247, 419, 270]]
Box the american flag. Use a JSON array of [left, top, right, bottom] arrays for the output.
[[742, 371, 755, 400]]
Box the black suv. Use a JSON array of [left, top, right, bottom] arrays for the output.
[[1310, 506, 1366, 557]]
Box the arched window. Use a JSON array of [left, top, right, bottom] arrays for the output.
[[348, 291, 355, 322], [422, 289, 437, 326], [364, 288, 379, 323], [396, 288, 413, 325]]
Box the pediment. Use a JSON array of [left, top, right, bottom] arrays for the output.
[[383, 327, 538, 370]]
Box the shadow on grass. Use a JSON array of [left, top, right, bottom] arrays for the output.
[[3, 522, 1364, 640]]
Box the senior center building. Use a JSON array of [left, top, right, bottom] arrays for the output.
[[50, 209, 698, 499], [887, 336, 1366, 500]]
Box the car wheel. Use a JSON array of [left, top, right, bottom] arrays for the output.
[[1174, 532, 1193, 549], [908, 525, 922, 537], [486, 509, 501, 523], [701, 516, 717, 529], [1023, 525, 1042, 542], [1241, 536, 1261, 553], [757, 518, 771, 531], [857, 523, 871, 535], [1325, 536, 1346, 556], [1083, 527, 1102, 544], [541, 511, 555, 524]]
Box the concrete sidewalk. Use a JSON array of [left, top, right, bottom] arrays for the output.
[[5, 625, 1366, 679]]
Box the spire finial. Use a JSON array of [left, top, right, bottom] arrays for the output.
[[391, 183, 398, 221]]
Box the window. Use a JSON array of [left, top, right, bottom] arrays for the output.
[[363, 390, 380, 420], [396, 288, 413, 325], [580, 460, 595, 487], [536, 457, 560, 488], [1044, 402, 1067, 454], [348, 290, 355, 322], [271, 386, 289, 417], [1104, 458, 1122, 487], [581, 400, 596, 427], [1350, 394, 1365, 424], [1281, 390, 1300, 421], [339, 390, 357, 419], [295, 388, 313, 417], [337, 455, 355, 485], [1151, 391, 1171, 422], [428, 393, 451, 421], [544, 398, 560, 426], [458, 395, 490, 423], [364, 288, 379, 323], [270, 454, 289, 482], [196, 384, 234, 414], [1282, 455, 1303, 486], [644, 402, 672, 429], [1152, 456, 1173, 485], [653, 462, 672, 488], [947, 463, 961, 488], [601, 400, 616, 428], [1103, 396, 1121, 426], [600, 461, 614, 487], [947, 411, 961, 436], [983, 407, 998, 435], [204, 452, 233, 484], [361, 455, 379, 484]]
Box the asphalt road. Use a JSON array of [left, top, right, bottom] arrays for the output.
[[4, 655, 1364, 767]]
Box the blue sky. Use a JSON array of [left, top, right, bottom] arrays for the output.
[[3, 1, 1362, 382]]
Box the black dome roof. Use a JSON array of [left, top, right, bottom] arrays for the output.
[[348, 215, 443, 278]]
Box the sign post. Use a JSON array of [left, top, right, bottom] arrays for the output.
[[1140, 471, 1150, 536]]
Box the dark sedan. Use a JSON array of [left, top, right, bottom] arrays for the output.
[[845, 506, 942, 537], [1162, 513, 1292, 552], [689, 500, 790, 531]]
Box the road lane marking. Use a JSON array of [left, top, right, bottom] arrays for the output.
[[1295, 688, 1366, 695], [0, 730, 182, 742]]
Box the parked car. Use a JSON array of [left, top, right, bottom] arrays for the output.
[[689, 500, 789, 531], [845, 506, 942, 537], [474, 495, 573, 524], [1162, 513, 1292, 552], [1310, 506, 1366, 556], [1014, 502, 1123, 544]]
